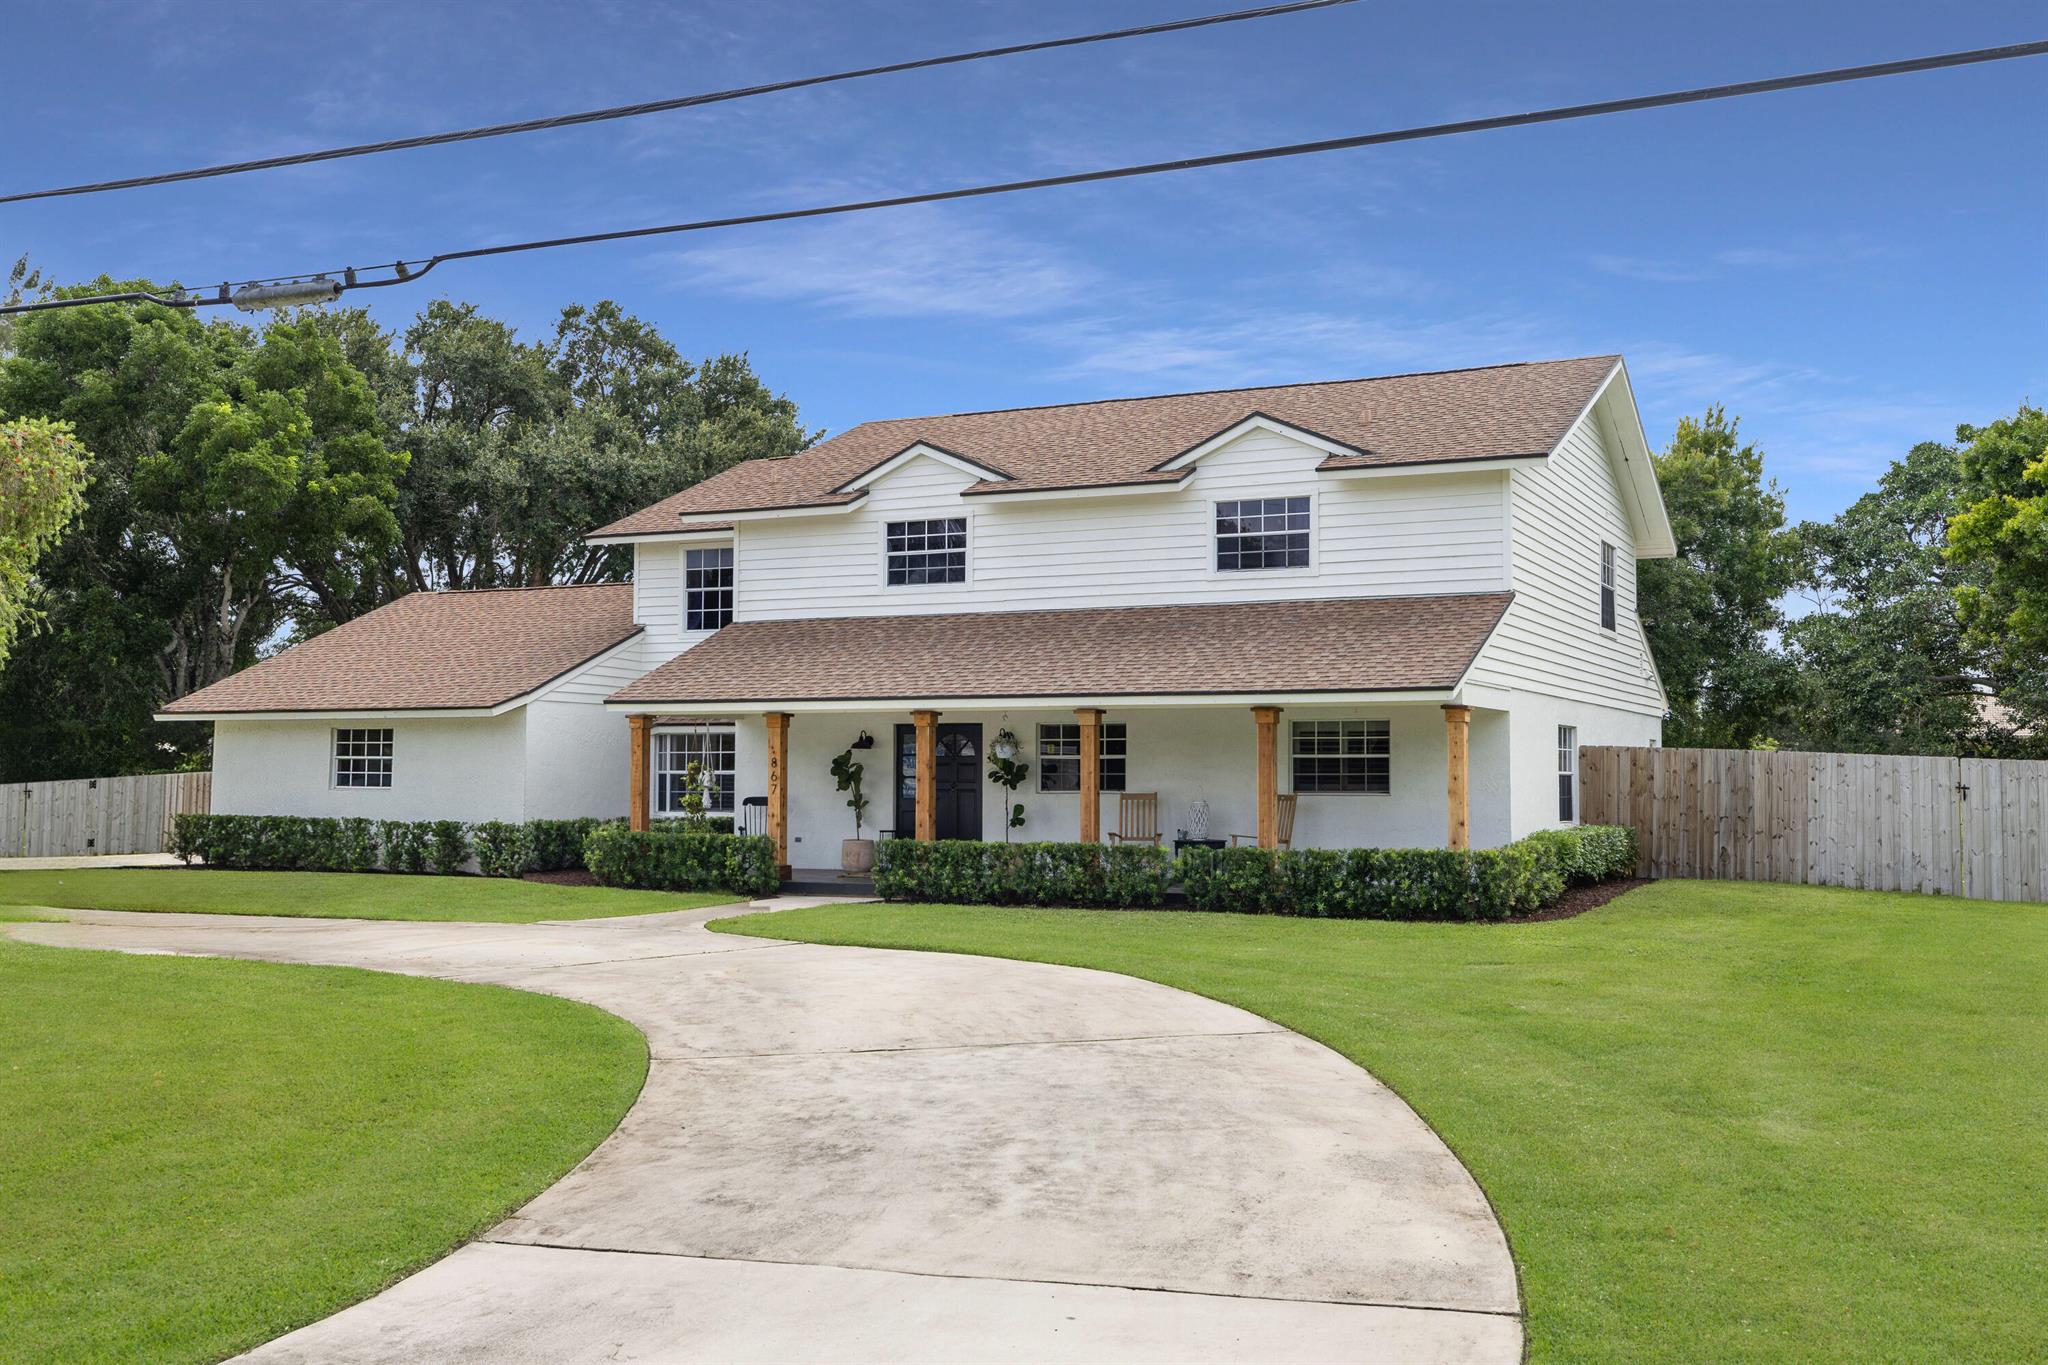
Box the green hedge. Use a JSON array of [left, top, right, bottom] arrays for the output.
[[582, 826, 780, 898], [170, 813, 600, 877], [873, 839, 1173, 909], [1178, 824, 1634, 921]]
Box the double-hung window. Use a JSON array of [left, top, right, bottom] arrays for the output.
[[885, 518, 966, 585], [1037, 723, 1127, 792], [333, 727, 393, 788], [655, 725, 736, 814], [685, 547, 733, 631], [1216, 496, 1309, 571], [1557, 725, 1578, 823], [1291, 719, 1389, 794], [1600, 543, 1617, 630]]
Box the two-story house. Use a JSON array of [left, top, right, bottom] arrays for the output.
[[163, 355, 1672, 875]]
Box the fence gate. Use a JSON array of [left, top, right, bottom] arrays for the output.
[[1579, 747, 2046, 904], [1, 771, 212, 858]]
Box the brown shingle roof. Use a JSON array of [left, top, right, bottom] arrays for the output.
[[610, 594, 1512, 705], [590, 355, 1618, 536], [160, 584, 640, 716]]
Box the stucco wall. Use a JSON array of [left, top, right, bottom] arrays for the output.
[[523, 700, 630, 820], [1500, 692, 1662, 841], [212, 713, 528, 824]]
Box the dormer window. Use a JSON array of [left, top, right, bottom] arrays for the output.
[[1216, 497, 1309, 571], [886, 518, 967, 585]]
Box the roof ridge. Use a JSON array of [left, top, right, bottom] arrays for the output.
[[424, 581, 630, 596], [840, 354, 1622, 428]]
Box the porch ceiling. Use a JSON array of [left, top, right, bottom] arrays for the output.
[[608, 593, 1511, 710]]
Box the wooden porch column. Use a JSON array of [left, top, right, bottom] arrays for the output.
[[1443, 704, 1472, 851], [912, 709, 940, 841], [628, 714, 652, 832], [1075, 707, 1104, 843], [1252, 705, 1282, 849], [765, 712, 792, 877]]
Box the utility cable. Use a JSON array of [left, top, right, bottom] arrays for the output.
[[6, 36, 2043, 316], [0, 1, 1356, 206]]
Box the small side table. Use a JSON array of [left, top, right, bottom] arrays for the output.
[[1172, 837, 1225, 853]]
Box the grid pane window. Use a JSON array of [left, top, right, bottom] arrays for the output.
[[1600, 543, 1617, 630], [1216, 496, 1310, 571], [685, 547, 734, 631], [1557, 725, 1578, 823], [655, 726, 736, 814], [1037, 723, 1127, 792], [333, 728, 393, 788], [885, 518, 967, 585], [1290, 719, 1389, 794]]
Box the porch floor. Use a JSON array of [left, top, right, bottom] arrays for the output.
[[783, 868, 877, 897]]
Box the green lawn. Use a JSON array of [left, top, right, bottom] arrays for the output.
[[714, 881, 2047, 1364], [0, 937, 646, 1363], [0, 867, 737, 922]]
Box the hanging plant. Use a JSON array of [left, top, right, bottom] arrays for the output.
[[986, 727, 1031, 842]]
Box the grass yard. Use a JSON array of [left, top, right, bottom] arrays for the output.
[[0, 937, 646, 1363], [0, 867, 738, 922], [714, 880, 2047, 1364]]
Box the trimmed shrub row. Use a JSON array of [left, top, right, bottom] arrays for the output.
[[874, 839, 1174, 909], [171, 814, 473, 875], [870, 824, 1637, 922], [470, 817, 610, 878], [582, 826, 780, 898]]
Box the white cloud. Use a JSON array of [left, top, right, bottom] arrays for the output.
[[665, 209, 1096, 320], [1590, 254, 1708, 284]]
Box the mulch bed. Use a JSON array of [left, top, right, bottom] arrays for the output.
[[1499, 877, 1656, 924], [521, 869, 601, 887]]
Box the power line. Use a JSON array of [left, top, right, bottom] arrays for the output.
[[7, 36, 2044, 317], [0, 0, 1356, 207]]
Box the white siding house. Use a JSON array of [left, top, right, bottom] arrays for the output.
[[168, 355, 1675, 873]]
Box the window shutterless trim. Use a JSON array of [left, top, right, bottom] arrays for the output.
[[1600, 542, 1617, 631], [331, 726, 394, 789], [1557, 724, 1578, 823]]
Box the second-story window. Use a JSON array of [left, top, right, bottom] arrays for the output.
[[886, 518, 966, 585], [1216, 496, 1309, 571], [685, 547, 733, 631], [1600, 542, 1617, 630]]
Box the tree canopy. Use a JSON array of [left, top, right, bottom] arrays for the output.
[[0, 284, 810, 780], [1947, 405, 2048, 739], [1637, 406, 1801, 748], [0, 415, 89, 669]]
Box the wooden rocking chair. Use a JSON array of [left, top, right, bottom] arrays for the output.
[[1105, 791, 1163, 847], [1231, 793, 1297, 849]]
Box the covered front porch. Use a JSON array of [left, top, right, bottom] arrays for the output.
[[603, 593, 1519, 879], [619, 698, 1503, 879]]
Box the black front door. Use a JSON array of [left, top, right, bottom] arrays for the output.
[[895, 723, 982, 841]]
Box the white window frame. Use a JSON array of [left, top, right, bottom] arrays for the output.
[[1600, 542, 1617, 631], [1037, 722, 1128, 793], [684, 545, 734, 632], [1558, 725, 1578, 823], [880, 515, 971, 589], [1290, 718, 1389, 795], [1210, 491, 1317, 578], [332, 727, 394, 789], [654, 724, 736, 815]]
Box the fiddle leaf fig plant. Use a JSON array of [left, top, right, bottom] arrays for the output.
[[831, 745, 869, 840], [987, 727, 1031, 842]]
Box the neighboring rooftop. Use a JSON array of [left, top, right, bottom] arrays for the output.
[[609, 593, 1513, 705], [159, 584, 639, 717], [589, 355, 1620, 538]]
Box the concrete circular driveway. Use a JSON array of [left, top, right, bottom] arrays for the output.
[[8, 901, 1520, 1363]]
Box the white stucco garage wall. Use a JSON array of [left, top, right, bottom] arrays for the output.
[[1499, 691, 1662, 841], [211, 713, 528, 825], [522, 699, 630, 820]]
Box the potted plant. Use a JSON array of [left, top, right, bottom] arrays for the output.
[[831, 743, 874, 875], [987, 727, 1030, 842]]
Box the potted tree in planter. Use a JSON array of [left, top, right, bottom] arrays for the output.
[[831, 742, 874, 875]]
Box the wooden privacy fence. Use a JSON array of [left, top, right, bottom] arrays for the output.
[[1, 771, 212, 858], [1580, 747, 2046, 903]]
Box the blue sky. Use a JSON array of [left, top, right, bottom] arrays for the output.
[[5, 0, 2043, 523]]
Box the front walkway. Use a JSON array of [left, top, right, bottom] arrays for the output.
[[7, 901, 1520, 1363]]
